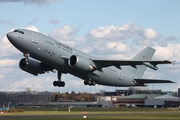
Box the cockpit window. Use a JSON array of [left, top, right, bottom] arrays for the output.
[[13, 30, 18, 32], [13, 30, 24, 34]]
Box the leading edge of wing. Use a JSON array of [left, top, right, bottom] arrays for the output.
[[134, 78, 174, 84], [92, 59, 174, 67]]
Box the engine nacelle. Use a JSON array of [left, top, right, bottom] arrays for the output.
[[19, 58, 44, 76], [68, 55, 95, 72]]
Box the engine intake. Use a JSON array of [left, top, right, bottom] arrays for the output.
[[68, 55, 95, 72], [19, 58, 44, 76]]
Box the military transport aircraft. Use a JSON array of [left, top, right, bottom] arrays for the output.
[[6, 29, 175, 87]]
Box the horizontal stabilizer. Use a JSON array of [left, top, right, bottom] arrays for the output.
[[134, 78, 174, 84]]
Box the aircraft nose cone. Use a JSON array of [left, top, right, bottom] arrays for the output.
[[6, 32, 15, 42], [7, 32, 12, 39]]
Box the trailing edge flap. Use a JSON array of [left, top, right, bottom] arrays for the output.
[[92, 60, 173, 68], [134, 78, 174, 84]]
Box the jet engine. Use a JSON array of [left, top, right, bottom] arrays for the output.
[[19, 58, 44, 76], [68, 55, 95, 72]]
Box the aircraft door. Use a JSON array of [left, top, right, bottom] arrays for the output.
[[32, 32, 38, 44], [32, 32, 41, 50]]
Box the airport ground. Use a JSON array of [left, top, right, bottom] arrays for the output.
[[0, 108, 180, 120]]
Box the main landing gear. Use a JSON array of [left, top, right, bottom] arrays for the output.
[[53, 71, 65, 87], [84, 79, 96, 86]]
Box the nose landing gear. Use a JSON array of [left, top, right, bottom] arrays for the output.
[[23, 53, 30, 64]]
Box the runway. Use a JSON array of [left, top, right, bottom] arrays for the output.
[[0, 110, 179, 119], [0, 113, 123, 119], [0, 113, 147, 119]]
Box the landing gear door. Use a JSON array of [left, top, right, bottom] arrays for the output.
[[32, 32, 38, 44]]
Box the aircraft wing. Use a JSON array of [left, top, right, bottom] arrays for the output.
[[134, 78, 174, 84], [92, 60, 175, 70]]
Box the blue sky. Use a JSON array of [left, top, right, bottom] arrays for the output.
[[0, 0, 180, 93]]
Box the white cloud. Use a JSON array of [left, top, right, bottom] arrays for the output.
[[144, 28, 159, 40], [0, 20, 14, 26], [49, 26, 77, 41], [88, 22, 141, 41], [26, 25, 39, 32], [0, 73, 54, 91], [0, 36, 20, 59], [87, 23, 172, 47], [49, 19, 60, 25], [0, 0, 62, 6], [154, 44, 180, 60], [28, 18, 39, 25], [0, 59, 18, 67], [107, 42, 129, 53], [47, 24, 179, 61]]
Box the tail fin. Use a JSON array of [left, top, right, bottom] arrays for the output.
[[123, 46, 155, 78]]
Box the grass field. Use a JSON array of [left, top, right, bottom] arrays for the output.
[[0, 108, 180, 120]]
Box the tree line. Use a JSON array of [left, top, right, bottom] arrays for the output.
[[52, 91, 100, 102]]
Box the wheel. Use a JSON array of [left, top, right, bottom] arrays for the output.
[[57, 81, 61, 87], [53, 81, 58, 87], [61, 81, 65, 87], [92, 81, 96, 86], [84, 80, 88, 85], [88, 80, 92, 85]]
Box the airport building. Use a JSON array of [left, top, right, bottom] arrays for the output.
[[0, 91, 52, 107], [99, 87, 180, 108], [0, 87, 179, 108], [0, 90, 113, 108], [100, 87, 163, 96]]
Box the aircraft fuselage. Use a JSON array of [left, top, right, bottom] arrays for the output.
[[7, 29, 174, 87]]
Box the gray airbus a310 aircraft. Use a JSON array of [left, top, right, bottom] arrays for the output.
[[6, 29, 175, 87]]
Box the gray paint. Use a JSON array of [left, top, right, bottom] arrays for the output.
[[6, 29, 174, 87]]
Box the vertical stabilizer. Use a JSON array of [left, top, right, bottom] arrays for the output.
[[123, 46, 155, 78]]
